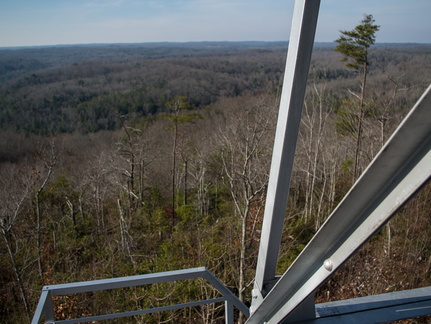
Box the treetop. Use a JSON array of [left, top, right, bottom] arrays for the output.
[[334, 14, 380, 70]]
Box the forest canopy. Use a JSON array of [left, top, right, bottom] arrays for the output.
[[1, 42, 429, 135], [1, 41, 431, 323]]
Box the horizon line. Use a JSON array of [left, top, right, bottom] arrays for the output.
[[1, 40, 431, 50]]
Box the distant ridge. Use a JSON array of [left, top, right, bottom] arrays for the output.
[[0, 41, 290, 50]]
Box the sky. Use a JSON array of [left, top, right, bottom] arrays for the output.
[[0, 0, 430, 47]]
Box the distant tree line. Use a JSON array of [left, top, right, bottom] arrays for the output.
[[0, 44, 289, 134], [1, 43, 429, 135]]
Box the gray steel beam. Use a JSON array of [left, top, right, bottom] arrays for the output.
[[315, 299, 431, 324], [313, 286, 431, 324], [252, 0, 320, 311], [225, 300, 234, 324], [246, 85, 431, 323]]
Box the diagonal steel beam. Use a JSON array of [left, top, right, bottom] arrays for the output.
[[252, 0, 320, 311], [247, 85, 431, 323]]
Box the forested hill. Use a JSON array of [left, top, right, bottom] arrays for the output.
[[2, 41, 429, 135], [1, 41, 431, 322], [0, 42, 431, 135], [0, 42, 290, 134]]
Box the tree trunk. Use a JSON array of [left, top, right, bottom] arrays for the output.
[[183, 159, 188, 206], [117, 199, 135, 265], [238, 206, 249, 324], [171, 119, 178, 226], [139, 159, 145, 203], [35, 164, 54, 281], [35, 192, 44, 280], [353, 62, 368, 182], [2, 229, 31, 321]]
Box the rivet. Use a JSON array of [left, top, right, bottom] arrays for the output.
[[324, 258, 333, 271]]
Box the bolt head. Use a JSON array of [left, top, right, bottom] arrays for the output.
[[324, 258, 333, 271]]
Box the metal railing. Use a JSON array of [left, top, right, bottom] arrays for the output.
[[31, 267, 249, 324]]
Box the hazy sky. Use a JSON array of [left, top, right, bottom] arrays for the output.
[[1, 0, 430, 47]]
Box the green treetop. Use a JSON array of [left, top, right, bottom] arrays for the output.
[[334, 14, 380, 71]]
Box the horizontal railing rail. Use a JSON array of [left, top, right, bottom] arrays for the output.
[[32, 267, 249, 324]]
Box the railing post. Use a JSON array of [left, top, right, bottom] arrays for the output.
[[31, 288, 55, 324], [225, 300, 234, 324]]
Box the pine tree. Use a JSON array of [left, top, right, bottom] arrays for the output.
[[334, 14, 379, 181]]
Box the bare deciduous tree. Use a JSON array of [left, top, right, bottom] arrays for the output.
[[0, 163, 34, 321], [216, 95, 275, 322], [34, 140, 58, 280]]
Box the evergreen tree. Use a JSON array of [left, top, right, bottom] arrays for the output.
[[334, 14, 379, 181]]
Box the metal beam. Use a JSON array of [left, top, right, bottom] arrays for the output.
[[252, 0, 320, 311], [315, 299, 431, 324], [246, 85, 431, 323], [313, 286, 431, 324]]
